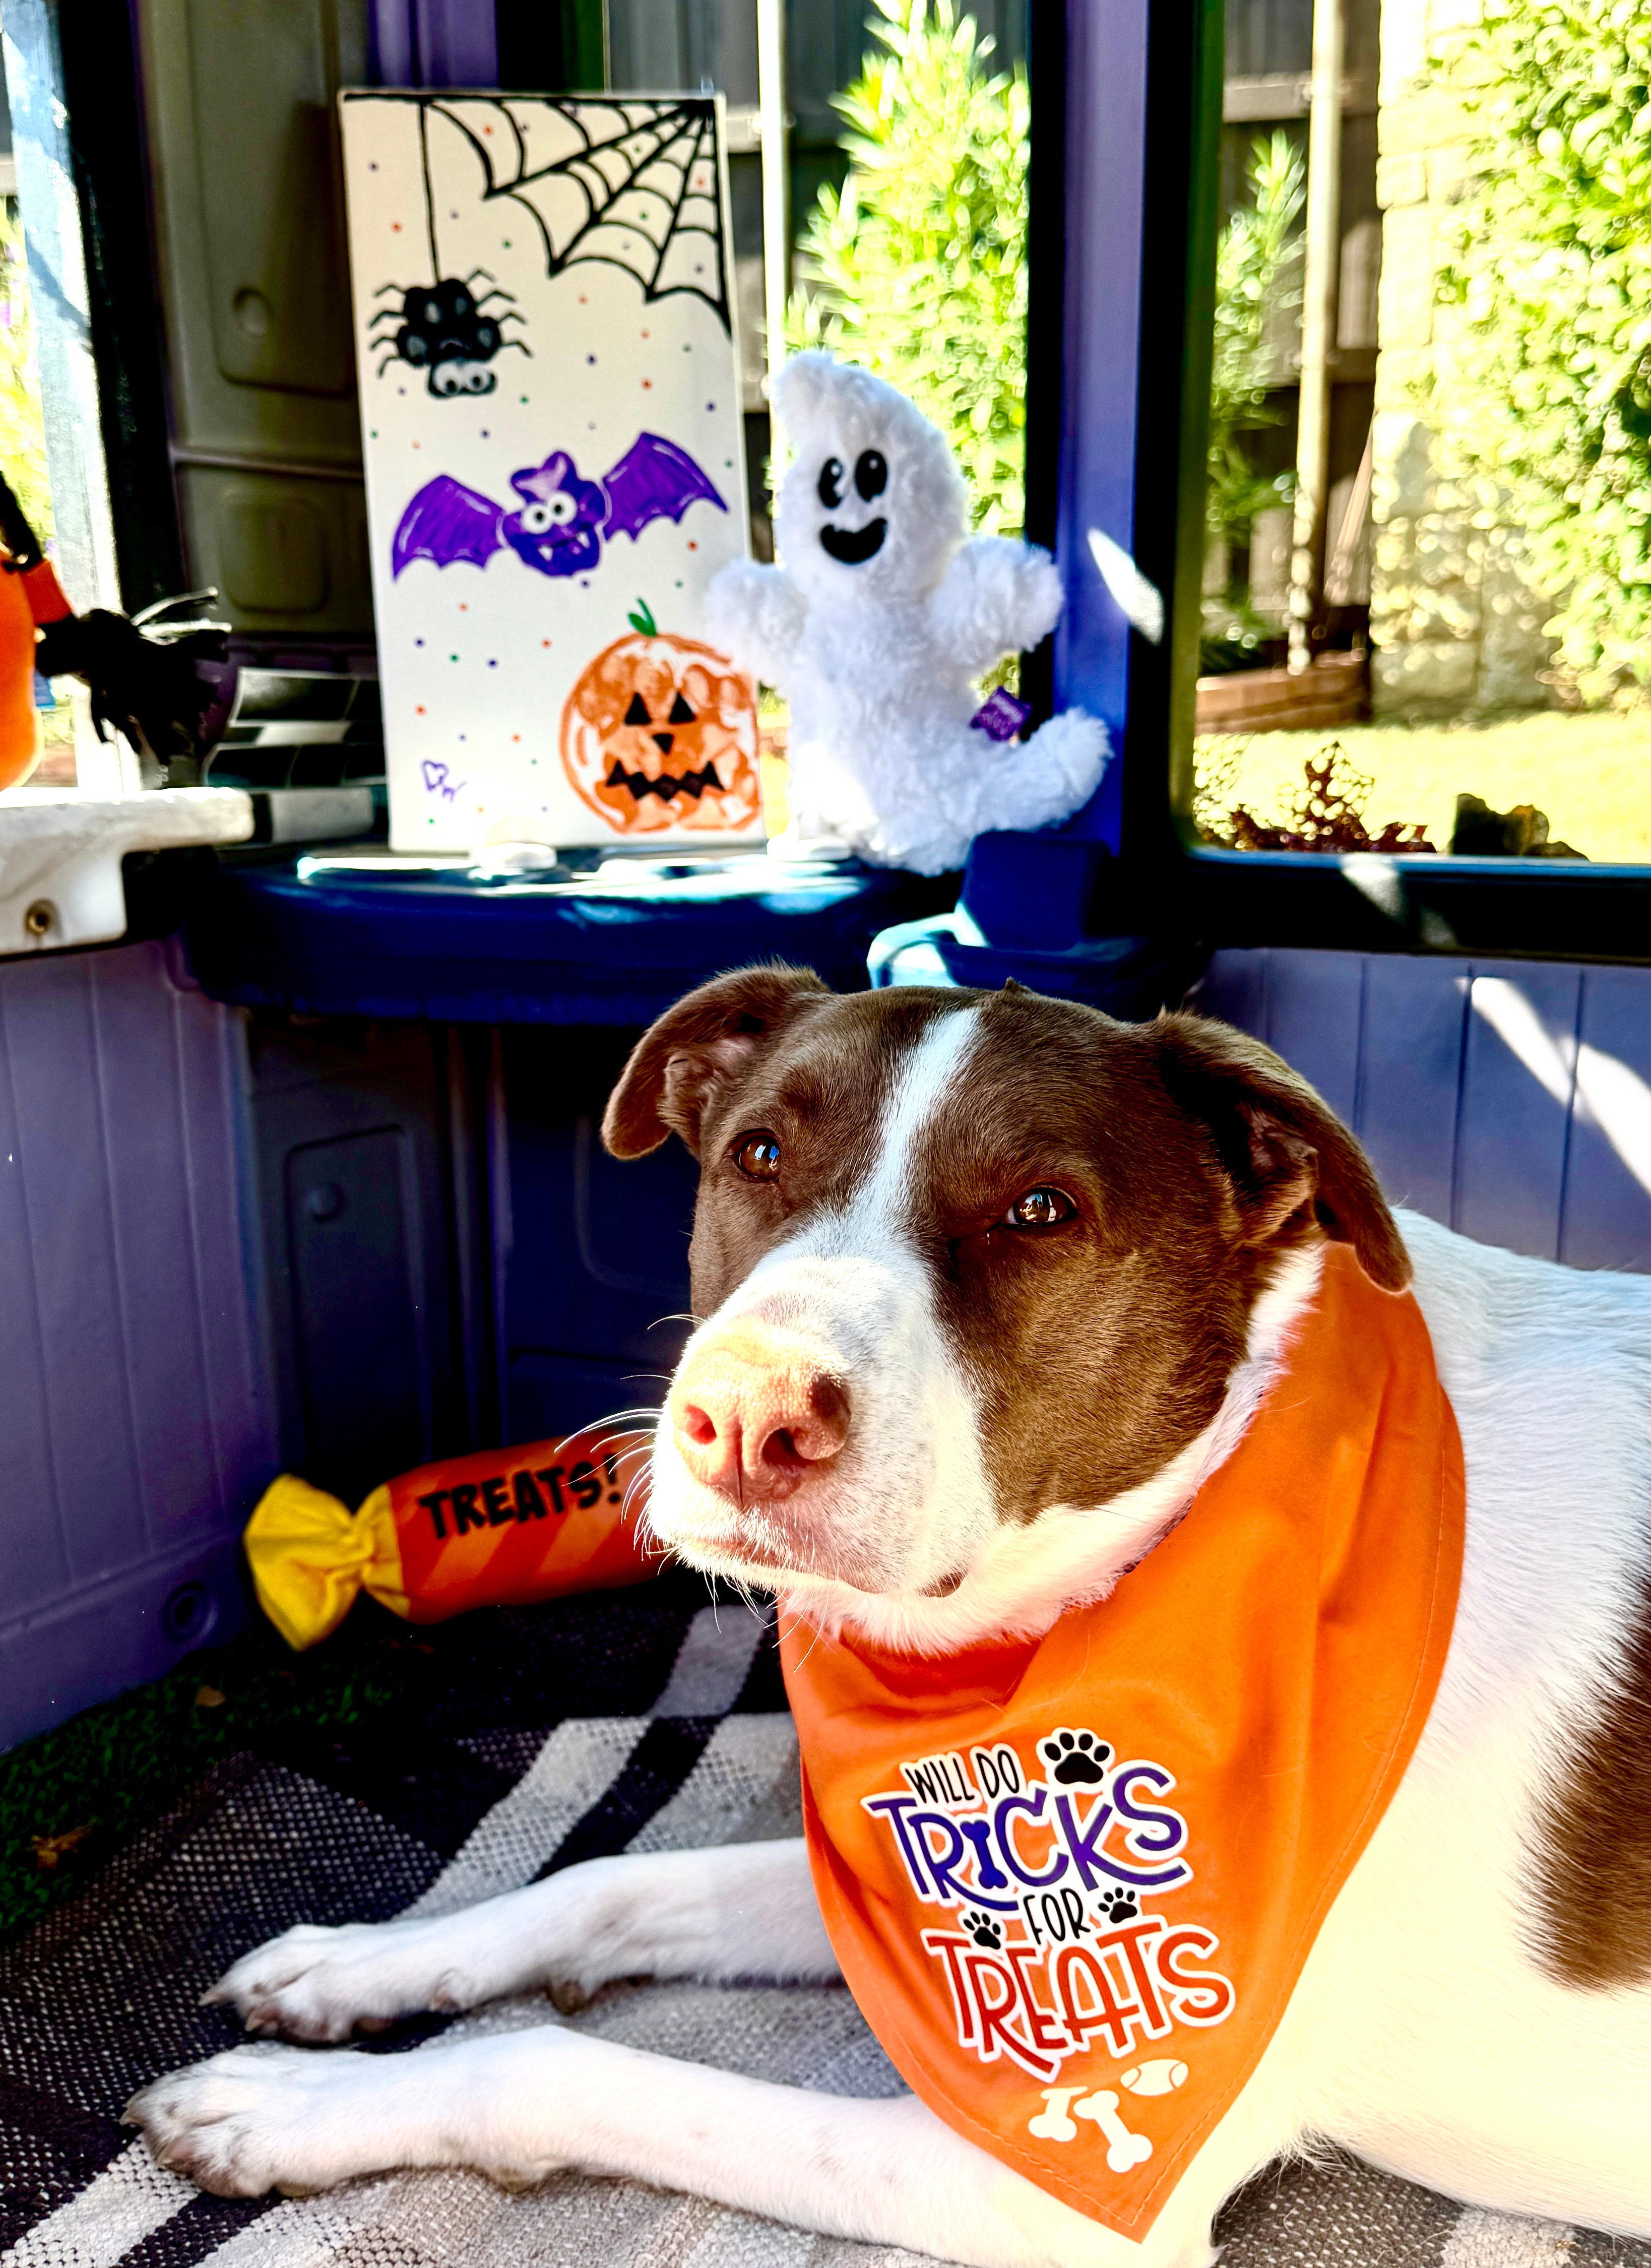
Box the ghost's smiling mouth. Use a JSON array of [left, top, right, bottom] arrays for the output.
[[819, 518, 887, 564]]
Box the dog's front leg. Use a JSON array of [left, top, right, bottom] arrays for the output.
[[126, 2024, 1221, 2268], [207, 1840, 836, 2041]]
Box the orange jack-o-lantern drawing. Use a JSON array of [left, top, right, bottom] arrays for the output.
[[560, 601, 762, 837]]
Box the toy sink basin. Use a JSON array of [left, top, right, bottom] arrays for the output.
[[0, 787, 255, 957]]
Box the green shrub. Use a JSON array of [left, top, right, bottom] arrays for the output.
[[1434, 0, 1651, 703], [0, 201, 52, 546], [785, 0, 1029, 535], [1207, 132, 1305, 547]]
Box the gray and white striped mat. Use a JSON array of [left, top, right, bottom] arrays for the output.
[[1, 1574, 1642, 2268]]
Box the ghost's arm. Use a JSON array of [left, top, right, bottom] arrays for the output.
[[927, 538, 1065, 675], [704, 561, 807, 685]]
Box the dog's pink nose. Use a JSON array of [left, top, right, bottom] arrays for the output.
[[671, 1334, 850, 1502]]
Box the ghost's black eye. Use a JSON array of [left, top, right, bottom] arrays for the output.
[[668, 691, 695, 724], [855, 450, 887, 500], [817, 457, 845, 509], [734, 1131, 782, 1180], [623, 692, 650, 725], [1002, 1187, 1077, 1229]]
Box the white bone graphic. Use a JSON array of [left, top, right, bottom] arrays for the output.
[[1028, 2085, 1086, 2141], [1074, 2088, 1153, 2171]]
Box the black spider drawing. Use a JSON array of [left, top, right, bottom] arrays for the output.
[[1099, 1890, 1140, 1926], [961, 1912, 1003, 1949], [369, 271, 528, 397]]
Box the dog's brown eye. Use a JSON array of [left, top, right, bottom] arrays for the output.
[[1004, 1186, 1075, 1229], [734, 1132, 782, 1180]]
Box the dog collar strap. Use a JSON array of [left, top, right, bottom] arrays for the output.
[[781, 1244, 1465, 2238]]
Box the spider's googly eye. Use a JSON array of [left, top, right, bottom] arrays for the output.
[[817, 457, 845, 510], [430, 364, 463, 397], [855, 449, 887, 501], [464, 366, 495, 394], [733, 1131, 782, 1181], [1001, 1186, 1077, 1230]]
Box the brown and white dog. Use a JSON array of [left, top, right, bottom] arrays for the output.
[[130, 968, 1651, 2267]]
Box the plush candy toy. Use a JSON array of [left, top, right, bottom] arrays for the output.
[[705, 353, 1109, 875], [244, 1427, 658, 1649]]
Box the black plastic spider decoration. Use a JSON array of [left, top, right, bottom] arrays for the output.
[[369, 270, 528, 397]]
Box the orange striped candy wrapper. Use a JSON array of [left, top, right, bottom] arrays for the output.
[[244, 1428, 660, 1649]]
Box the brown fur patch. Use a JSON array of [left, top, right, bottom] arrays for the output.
[[1536, 1571, 1651, 1987]]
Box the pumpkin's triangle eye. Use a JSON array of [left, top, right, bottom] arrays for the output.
[[668, 692, 695, 724], [623, 693, 650, 726]]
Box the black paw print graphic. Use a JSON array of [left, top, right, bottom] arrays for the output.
[[1099, 1889, 1139, 1925], [962, 1911, 1003, 1949], [1041, 1729, 1113, 1785]]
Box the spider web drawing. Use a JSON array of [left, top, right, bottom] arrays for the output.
[[428, 97, 731, 335]]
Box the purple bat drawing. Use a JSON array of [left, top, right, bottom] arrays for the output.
[[391, 434, 726, 581]]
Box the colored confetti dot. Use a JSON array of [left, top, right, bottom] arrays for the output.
[[674, 578, 683, 588], [707, 402, 716, 411], [398, 386, 407, 396], [642, 379, 652, 390], [369, 161, 378, 171], [541, 638, 551, 647], [415, 638, 424, 646], [687, 540, 698, 551], [579, 295, 587, 304], [415, 704, 426, 714], [450, 652, 459, 661], [369, 428, 377, 438], [480, 428, 489, 437], [459, 733, 467, 741], [488, 659, 497, 668], [520, 395, 528, 403], [502, 238, 512, 249], [642, 329, 650, 338], [449, 209, 458, 219], [512, 733, 521, 741], [392, 221, 403, 232], [587, 354, 596, 364]]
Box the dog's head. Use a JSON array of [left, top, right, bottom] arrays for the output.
[[604, 968, 1406, 1649]]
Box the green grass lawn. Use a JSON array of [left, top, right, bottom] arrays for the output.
[[1196, 709, 1651, 862]]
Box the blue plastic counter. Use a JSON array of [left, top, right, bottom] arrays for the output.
[[185, 847, 956, 1024]]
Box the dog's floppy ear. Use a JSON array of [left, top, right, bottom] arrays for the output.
[[1153, 1012, 1410, 1291], [602, 964, 832, 1161]]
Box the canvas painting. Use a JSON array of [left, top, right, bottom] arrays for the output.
[[338, 91, 760, 853]]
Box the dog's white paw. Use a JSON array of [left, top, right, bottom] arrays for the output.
[[202, 1918, 490, 2043], [124, 2044, 384, 2197]]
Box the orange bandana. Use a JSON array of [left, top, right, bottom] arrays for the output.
[[782, 1247, 1464, 2238]]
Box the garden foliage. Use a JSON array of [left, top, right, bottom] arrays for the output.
[[1435, 0, 1651, 702], [1208, 132, 1305, 547], [785, 0, 1029, 535], [0, 203, 51, 546]]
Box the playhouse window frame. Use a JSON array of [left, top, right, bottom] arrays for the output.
[[1051, 0, 1651, 968]]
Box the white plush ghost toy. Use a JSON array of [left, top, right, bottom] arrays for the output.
[[705, 352, 1109, 875]]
